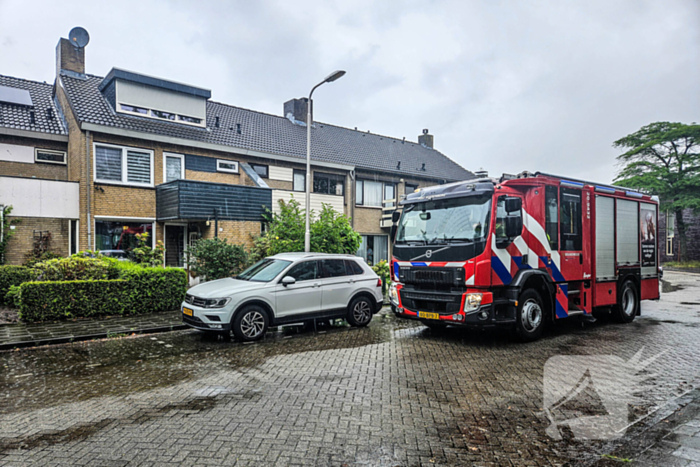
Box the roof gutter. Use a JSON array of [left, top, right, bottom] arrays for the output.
[[0, 127, 68, 142], [79, 122, 356, 172]]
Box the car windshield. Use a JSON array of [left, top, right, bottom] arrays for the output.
[[396, 195, 492, 244], [236, 259, 292, 282]]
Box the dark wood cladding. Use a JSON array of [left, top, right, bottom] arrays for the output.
[[156, 179, 271, 221]]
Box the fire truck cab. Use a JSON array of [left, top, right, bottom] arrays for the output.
[[389, 172, 660, 341]]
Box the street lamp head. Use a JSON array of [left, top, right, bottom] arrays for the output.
[[324, 70, 346, 83]]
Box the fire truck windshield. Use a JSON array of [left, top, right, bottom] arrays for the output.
[[396, 195, 492, 245]]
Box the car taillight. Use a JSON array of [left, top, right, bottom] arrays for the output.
[[376, 278, 382, 288]]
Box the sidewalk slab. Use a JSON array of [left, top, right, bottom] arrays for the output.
[[0, 310, 187, 350]]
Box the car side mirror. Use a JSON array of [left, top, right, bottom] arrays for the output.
[[392, 211, 401, 223], [281, 276, 296, 287], [505, 197, 521, 213], [505, 216, 522, 238]]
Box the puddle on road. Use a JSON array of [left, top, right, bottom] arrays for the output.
[[662, 279, 684, 293]]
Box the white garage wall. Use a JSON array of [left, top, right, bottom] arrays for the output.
[[272, 190, 345, 218], [0, 143, 34, 164], [0, 177, 79, 219]]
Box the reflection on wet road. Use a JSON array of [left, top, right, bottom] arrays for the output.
[[1, 271, 699, 466]]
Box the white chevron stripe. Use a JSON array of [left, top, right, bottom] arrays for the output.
[[523, 211, 560, 269], [491, 233, 511, 273], [466, 275, 474, 285]]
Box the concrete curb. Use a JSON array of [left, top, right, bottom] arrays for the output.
[[0, 323, 188, 351]]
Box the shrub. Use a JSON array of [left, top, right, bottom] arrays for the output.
[[32, 256, 116, 281], [0, 265, 36, 306], [371, 260, 391, 297], [0, 205, 20, 265], [16, 267, 188, 322], [18, 280, 130, 322], [119, 267, 187, 312], [23, 251, 63, 268], [131, 232, 165, 267], [185, 238, 249, 281]]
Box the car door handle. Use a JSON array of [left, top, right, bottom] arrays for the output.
[[313, 282, 321, 288]]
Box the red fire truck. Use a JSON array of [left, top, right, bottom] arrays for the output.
[[388, 172, 660, 341]]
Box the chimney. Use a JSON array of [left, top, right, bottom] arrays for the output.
[[418, 129, 433, 148], [284, 98, 312, 124], [56, 37, 85, 77]]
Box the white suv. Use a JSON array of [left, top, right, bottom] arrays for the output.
[[182, 253, 384, 341]]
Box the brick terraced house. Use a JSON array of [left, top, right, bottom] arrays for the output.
[[1, 32, 473, 267]]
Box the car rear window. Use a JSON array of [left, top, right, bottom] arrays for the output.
[[345, 260, 365, 275], [321, 259, 347, 278]]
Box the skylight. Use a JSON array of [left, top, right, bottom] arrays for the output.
[[0, 85, 33, 107]]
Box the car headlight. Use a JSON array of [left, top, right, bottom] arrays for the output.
[[389, 283, 398, 304], [464, 293, 483, 312], [204, 298, 231, 309]]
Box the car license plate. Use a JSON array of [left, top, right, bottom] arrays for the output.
[[418, 311, 440, 320], [182, 307, 193, 316]]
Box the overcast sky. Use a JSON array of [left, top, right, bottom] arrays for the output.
[[1, 0, 698, 183]]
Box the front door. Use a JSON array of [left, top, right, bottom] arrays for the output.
[[274, 260, 322, 319], [559, 187, 585, 281], [165, 225, 185, 267]]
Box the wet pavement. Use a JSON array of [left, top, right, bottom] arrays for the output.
[[0, 310, 186, 350], [0, 271, 699, 466]]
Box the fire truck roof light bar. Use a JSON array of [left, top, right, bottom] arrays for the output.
[[533, 172, 644, 195], [625, 191, 644, 198], [595, 186, 616, 194], [560, 180, 584, 188]]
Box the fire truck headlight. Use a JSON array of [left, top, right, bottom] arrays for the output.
[[464, 293, 483, 312], [389, 283, 398, 304]]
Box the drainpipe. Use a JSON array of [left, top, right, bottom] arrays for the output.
[[86, 130, 91, 250], [214, 208, 218, 238], [349, 170, 355, 228]]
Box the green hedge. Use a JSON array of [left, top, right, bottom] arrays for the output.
[[18, 280, 129, 322], [0, 266, 36, 306], [17, 268, 187, 323]]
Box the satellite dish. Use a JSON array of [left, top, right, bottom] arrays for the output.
[[69, 27, 90, 48]]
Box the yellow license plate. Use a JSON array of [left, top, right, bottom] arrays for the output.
[[182, 307, 193, 316], [418, 311, 440, 320]]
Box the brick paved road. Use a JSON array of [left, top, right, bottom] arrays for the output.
[[0, 271, 699, 466]]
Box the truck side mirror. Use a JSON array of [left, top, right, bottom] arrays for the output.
[[505, 216, 523, 238], [505, 197, 522, 213], [392, 211, 401, 223]]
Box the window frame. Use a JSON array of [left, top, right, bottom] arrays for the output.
[[250, 163, 269, 179], [216, 159, 240, 174], [284, 260, 319, 282], [356, 179, 392, 207], [93, 142, 154, 188], [163, 152, 185, 183], [293, 169, 306, 192], [405, 183, 418, 195], [117, 102, 205, 128], [34, 148, 67, 165], [320, 259, 348, 278], [93, 217, 156, 252], [313, 171, 345, 196], [559, 187, 582, 251]]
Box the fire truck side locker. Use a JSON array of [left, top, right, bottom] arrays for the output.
[[594, 195, 617, 307]]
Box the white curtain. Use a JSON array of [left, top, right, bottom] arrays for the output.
[[364, 181, 383, 207], [166, 156, 182, 182], [374, 236, 388, 263]]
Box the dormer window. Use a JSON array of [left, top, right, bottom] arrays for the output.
[[100, 68, 210, 128]]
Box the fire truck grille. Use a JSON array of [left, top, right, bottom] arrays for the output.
[[399, 267, 456, 286], [399, 290, 462, 314]]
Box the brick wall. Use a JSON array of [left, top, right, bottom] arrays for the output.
[[659, 208, 700, 262], [201, 220, 261, 247], [0, 135, 68, 180], [2, 216, 69, 265]]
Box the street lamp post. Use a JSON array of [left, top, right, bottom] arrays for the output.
[[304, 70, 346, 252]]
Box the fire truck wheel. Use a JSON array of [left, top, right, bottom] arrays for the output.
[[614, 280, 638, 323], [514, 289, 545, 342]]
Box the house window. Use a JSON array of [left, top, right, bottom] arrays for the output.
[[94, 144, 153, 187], [69, 220, 78, 255], [216, 159, 239, 174], [35, 149, 67, 165], [405, 184, 418, 195], [293, 170, 306, 192], [356, 235, 389, 266], [313, 172, 345, 196], [250, 163, 268, 178], [356, 180, 389, 207], [164, 153, 185, 182], [384, 183, 396, 208], [95, 220, 153, 255]]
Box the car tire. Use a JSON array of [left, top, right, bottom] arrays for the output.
[[613, 280, 638, 323], [232, 305, 269, 342], [514, 289, 546, 342], [347, 296, 374, 327]]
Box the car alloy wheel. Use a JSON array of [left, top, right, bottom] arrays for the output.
[[240, 310, 266, 339], [353, 300, 372, 325]]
